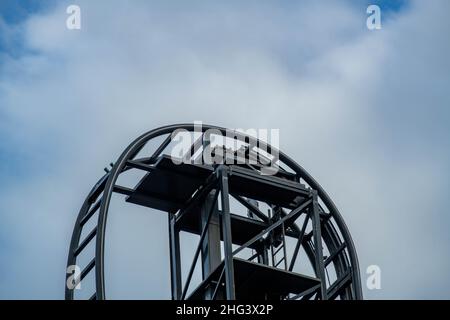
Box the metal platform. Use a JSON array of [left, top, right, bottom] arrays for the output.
[[126, 155, 309, 212], [179, 210, 268, 248], [188, 258, 321, 300], [124, 155, 308, 247], [126, 155, 213, 212]]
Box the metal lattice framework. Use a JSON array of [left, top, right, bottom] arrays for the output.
[[65, 124, 363, 300]]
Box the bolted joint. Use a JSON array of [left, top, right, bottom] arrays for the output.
[[215, 164, 229, 178]]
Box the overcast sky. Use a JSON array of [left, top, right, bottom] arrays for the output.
[[1, 0, 449, 299]]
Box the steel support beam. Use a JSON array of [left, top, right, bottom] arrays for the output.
[[168, 213, 182, 300], [201, 191, 222, 299], [181, 189, 220, 300], [233, 198, 312, 256], [311, 191, 327, 300], [218, 166, 236, 300], [289, 213, 309, 271]]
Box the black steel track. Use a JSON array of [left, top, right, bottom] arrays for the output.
[[65, 124, 363, 300]]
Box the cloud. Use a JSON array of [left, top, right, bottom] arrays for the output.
[[0, 0, 449, 299]]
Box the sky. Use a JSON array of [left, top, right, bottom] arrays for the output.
[[0, 0, 449, 299]]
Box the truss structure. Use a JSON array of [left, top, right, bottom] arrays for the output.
[[66, 124, 362, 300]]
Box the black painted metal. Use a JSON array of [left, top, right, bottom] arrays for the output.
[[218, 167, 236, 300], [181, 188, 220, 300], [65, 123, 363, 300], [168, 212, 182, 300]]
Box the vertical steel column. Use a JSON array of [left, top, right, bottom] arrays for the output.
[[168, 212, 182, 300], [218, 166, 236, 300], [201, 191, 222, 299], [311, 190, 327, 300]]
